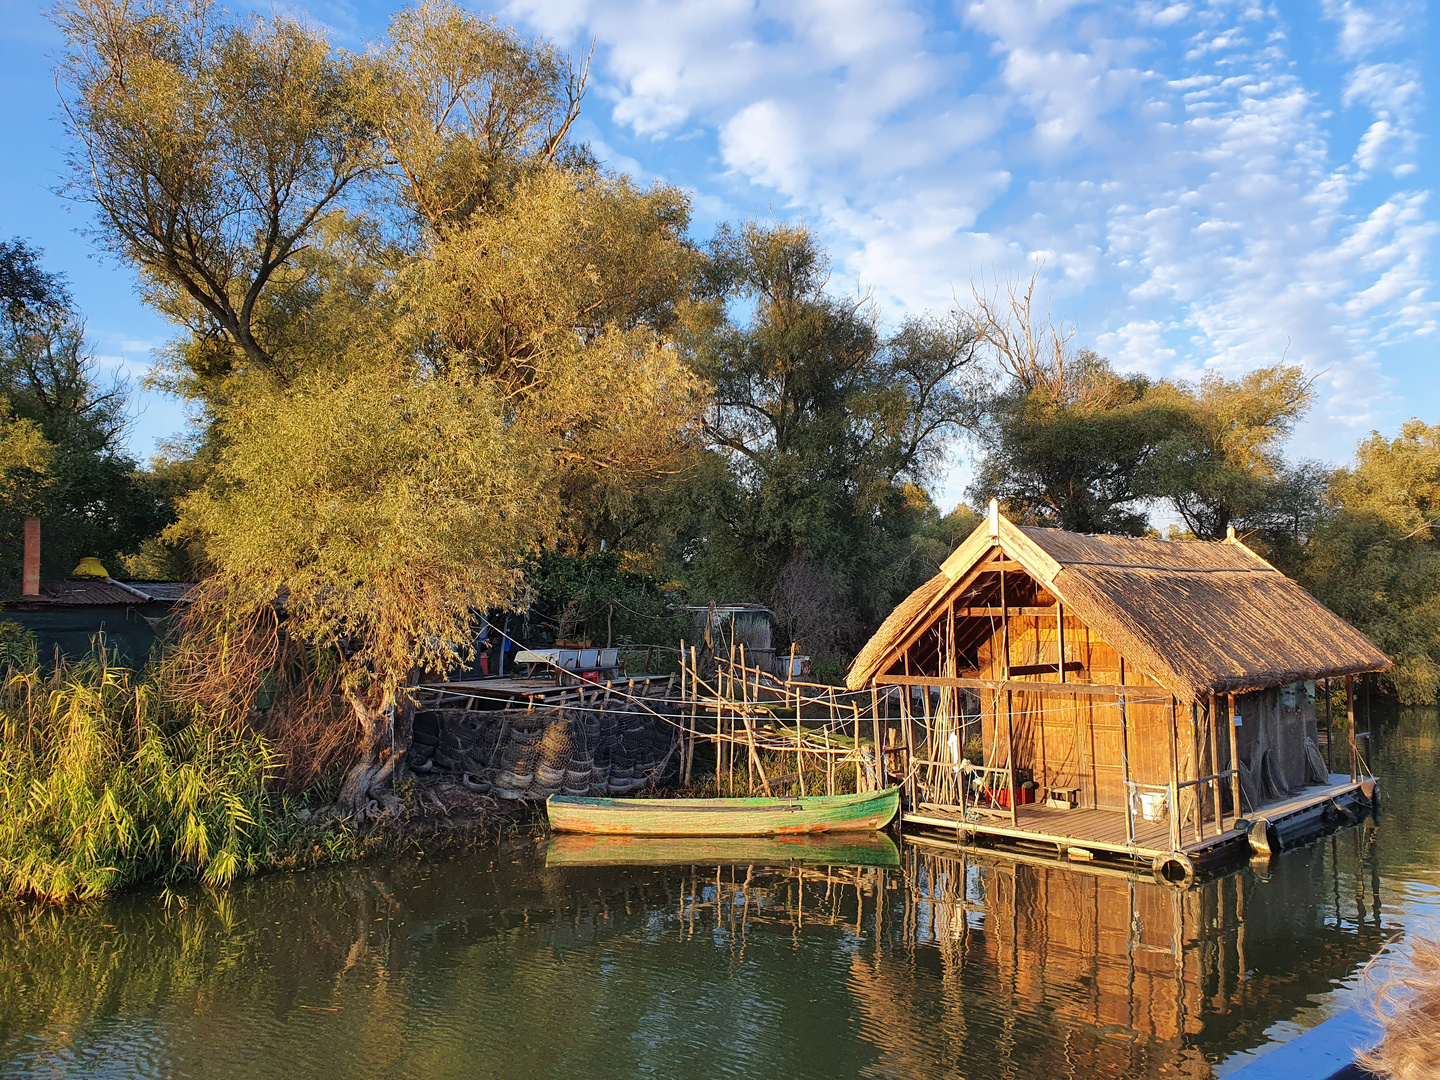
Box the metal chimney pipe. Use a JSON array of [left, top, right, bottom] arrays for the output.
[[22, 518, 40, 596]]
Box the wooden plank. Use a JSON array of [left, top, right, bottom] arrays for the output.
[[1008, 661, 1084, 677], [1228, 691, 1241, 824], [876, 674, 1135, 699]]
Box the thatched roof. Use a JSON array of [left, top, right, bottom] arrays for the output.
[[847, 509, 1391, 699]]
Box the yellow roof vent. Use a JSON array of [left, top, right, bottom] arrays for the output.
[[72, 557, 109, 579]]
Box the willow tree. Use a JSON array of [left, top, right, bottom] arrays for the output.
[[1141, 365, 1316, 541], [180, 363, 550, 812], [1301, 421, 1440, 703], [406, 167, 706, 550], [682, 221, 979, 647], [54, 0, 377, 383], [57, 0, 707, 808]]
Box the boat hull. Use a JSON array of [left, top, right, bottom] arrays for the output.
[[546, 788, 901, 837], [545, 832, 902, 868]]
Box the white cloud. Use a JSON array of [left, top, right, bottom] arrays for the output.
[[503, 0, 1436, 471], [1320, 0, 1421, 59], [1342, 62, 1423, 174], [720, 100, 810, 195]]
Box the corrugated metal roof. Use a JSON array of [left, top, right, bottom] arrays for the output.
[[0, 580, 194, 606]]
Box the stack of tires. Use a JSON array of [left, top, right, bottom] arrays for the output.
[[406, 704, 681, 801]]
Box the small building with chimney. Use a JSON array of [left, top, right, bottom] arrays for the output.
[[0, 518, 191, 667]]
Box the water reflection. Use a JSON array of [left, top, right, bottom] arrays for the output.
[[0, 709, 1435, 1080], [862, 826, 1388, 1078]]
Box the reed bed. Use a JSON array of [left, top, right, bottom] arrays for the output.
[[0, 645, 282, 902]]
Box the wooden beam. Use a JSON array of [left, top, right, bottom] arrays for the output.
[[1207, 696, 1221, 839], [983, 560, 1028, 573], [1057, 602, 1067, 686], [1168, 695, 1181, 852], [1005, 687, 1018, 826], [955, 606, 1057, 617], [883, 558, 1010, 682], [1120, 659, 1134, 846], [1006, 661, 1084, 678], [875, 673, 1136, 699]]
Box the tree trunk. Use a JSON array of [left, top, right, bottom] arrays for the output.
[[336, 690, 396, 818], [335, 671, 421, 820]]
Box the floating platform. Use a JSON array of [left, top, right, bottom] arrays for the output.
[[901, 774, 1372, 881]]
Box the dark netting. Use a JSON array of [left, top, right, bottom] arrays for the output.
[[408, 701, 682, 799]]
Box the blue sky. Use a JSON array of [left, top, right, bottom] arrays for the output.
[[1, 0, 1435, 507]]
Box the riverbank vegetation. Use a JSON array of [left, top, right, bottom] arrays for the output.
[[0, 0, 1436, 900]]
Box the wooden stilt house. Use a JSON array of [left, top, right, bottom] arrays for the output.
[[847, 503, 1390, 880]]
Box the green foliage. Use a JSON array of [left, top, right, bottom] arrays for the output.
[[525, 550, 680, 647], [54, 0, 376, 378], [1301, 421, 1440, 704], [180, 365, 549, 692], [0, 622, 39, 671], [972, 352, 1184, 534], [1141, 364, 1317, 541], [0, 238, 172, 578], [0, 653, 280, 902], [681, 221, 976, 647]]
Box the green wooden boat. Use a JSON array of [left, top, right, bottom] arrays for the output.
[[545, 831, 901, 868], [545, 787, 900, 837]]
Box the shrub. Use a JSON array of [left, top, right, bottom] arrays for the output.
[[0, 651, 281, 902]]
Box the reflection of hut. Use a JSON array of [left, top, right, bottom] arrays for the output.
[[847, 504, 1390, 876], [849, 839, 1386, 1079]]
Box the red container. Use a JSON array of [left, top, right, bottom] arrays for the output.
[[981, 785, 1035, 809]]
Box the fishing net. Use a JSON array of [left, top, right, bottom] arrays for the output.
[[408, 700, 682, 800]]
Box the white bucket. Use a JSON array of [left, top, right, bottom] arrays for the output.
[[1138, 791, 1167, 822]]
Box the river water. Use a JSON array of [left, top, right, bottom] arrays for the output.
[[3, 707, 1437, 1080]]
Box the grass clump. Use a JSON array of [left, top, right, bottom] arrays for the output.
[[0, 643, 283, 902]]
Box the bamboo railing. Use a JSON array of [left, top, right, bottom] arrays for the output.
[[675, 640, 899, 797]]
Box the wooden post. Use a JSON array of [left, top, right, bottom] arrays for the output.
[[686, 646, 699, 786], [740, 645, 754, 794], [853, 703, 863, 793], [1324, 677, 1332, 772], [1364, 672, 1372, 769], [1346, 674, 1357, 782], [1189, 700, 1202, 843], [1056, 601, 1066, 683], [678, 644, 688, 785], [871, 686, 885, 790], [724, 658, 733, 796], [1168, 695, 1182, 852], [829, 696, 840, 800], [1005, 688, 1018, 826], [900, 687, 915, 810], [1001, 567, 1017, 823], [920, 679, 933, 805], [1207, 696, 1221, 838], [1119, 663, 1134, 846], [1227, 692, 1241, 828]]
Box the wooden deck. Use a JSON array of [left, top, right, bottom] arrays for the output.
[[902, 775, 1369, 870]]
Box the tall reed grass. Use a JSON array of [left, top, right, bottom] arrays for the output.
[[0, 639, 283, 902]]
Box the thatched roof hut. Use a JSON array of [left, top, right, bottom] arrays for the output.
[[847, 504, 1389, 870], [848, 507, 1389, 699]]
